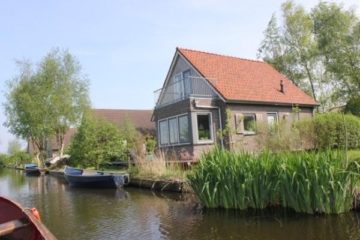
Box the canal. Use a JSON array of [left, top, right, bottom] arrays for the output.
[[1, 168, 360, 240]]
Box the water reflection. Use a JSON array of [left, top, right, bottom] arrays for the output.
[[1, 168, 360, 240]]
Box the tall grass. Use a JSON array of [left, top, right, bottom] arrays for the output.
[[130, 152, 186, 180], [187, 148, 360, 214]]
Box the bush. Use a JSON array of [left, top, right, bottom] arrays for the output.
[[68, 114, 127, 169], [2, 151, 33, 168], [345, 95, 360, 117], [187, 148, 359, 214], [296, 113, 360, 150]]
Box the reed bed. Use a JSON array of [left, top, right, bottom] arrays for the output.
[[187, 148, 360, 214]]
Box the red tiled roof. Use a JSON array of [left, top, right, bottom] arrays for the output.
[[178, 48, 317, 106]]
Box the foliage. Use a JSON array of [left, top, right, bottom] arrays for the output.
[[130, 151, 186, 180], [188, 148, 359, 214], [295, 113, 360, 150], [68, 113, 126, 169], [0, 154, 7, 167], [258, 1, 360, 111], [145, 135, 157, 154], [345, 95, 360, 117], [7, 139, 23, 155], [2, 151, 33, 168], [256, 119, 301, 152], [118, 117, 144, 159], [4, 49, 90, 164]]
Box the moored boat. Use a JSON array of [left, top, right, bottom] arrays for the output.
[[64, 166, 129, 188], [0, 196, 57, 240], [24, 163, 41, 176]]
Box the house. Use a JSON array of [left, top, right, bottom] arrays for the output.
[[153, 48, 318, 161], [28, 109, 155, 158]]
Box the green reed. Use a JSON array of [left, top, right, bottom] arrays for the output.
[[187, 148, 360, 214]]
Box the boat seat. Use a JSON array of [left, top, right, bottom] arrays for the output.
[[0, 219, 29, 237]]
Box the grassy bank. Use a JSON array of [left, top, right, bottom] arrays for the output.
[[187, 148, 360, 214], [129, 153, 187, 181]]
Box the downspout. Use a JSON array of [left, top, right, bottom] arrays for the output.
[[193, 100, 224, 149]]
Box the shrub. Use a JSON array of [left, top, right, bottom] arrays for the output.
[[68, 114, 127, 169], [296, 113, 360, 150], [3, 151, 33, 168], [187, 148, 359, 214], [345, 95, 360, 117]]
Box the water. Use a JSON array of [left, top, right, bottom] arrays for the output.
[[1, 168, 360, 240]]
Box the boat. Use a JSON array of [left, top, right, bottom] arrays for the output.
[[64, 166, 129, 188], [24, 163, 41, 176], [0, 196, 57, 240]]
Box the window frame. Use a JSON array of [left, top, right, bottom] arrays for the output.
[[242, 113, 257, 135], [194, 112, 214, 144], [159, 119, 169, 145], [178, 114, 190, 144], [266, 112, 278, 127], [158, 113, 190, 147]]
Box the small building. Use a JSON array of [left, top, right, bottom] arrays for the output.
[[28, 109, 155, 158], [153, 48, 318, 161]]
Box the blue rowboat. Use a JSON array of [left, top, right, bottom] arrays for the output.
[[64, 166, 129, 188], [24, 163, 41, 176]]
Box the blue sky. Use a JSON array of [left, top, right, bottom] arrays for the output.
[[0, 0, 359, 153]]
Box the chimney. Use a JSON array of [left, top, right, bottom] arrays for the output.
[[280, 80, 284, 93]]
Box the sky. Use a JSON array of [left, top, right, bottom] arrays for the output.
[[0, 0, 359, 153]]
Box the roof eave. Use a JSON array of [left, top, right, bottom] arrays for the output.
[[225, 99, 319, 108]]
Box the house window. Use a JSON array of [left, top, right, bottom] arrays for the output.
[[267, 113, 278, 126], [183, 70, 192, 96], [159, 120, 169, 145], [178, 115, 189, 143], [158, 114, 190, 146], [243, 114, 256, 134], [169, 117, 178, 144], [196, 113, 212, 141], [267, 113, 278, 133]]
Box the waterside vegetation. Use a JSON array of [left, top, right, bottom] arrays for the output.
[[188, 148, 360, 214]]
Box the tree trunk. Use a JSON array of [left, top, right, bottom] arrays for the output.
[[304, 63, 317, 102]]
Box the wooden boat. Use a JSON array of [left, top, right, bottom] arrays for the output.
[[24, 163, 41, 176], [0, 196, 57, 240], [64, 166, 129, 188]]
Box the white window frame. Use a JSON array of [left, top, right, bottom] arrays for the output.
[[266, 112, 278, 127], [158, 113, 190, 147], [193, 112, 214, 144]]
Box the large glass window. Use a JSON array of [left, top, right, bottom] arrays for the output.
[[169, 118, 178, 144], [159, 120, 169, 145], [178, 115, 189, 143], [159, 114, 189, 146], [197, 113, 212, 141]]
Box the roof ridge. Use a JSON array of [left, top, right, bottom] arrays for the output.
[[177, 47, 265, 64]]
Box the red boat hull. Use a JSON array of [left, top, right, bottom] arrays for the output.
[[0, 197, 57, 240]]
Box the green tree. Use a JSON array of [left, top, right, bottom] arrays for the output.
[[68, 113, 126, 169], [258, 1, 320, 101], [119, 117, 144, 158], [4, 49, 90, 165], [7, 139, 22, 155], [312, 2, 360, 102], [345, 95, 360, 116], [258, 1, 360, 111]]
